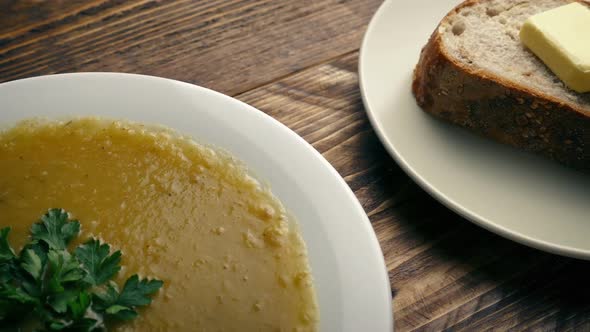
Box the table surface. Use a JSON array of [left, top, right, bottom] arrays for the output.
[[1, 1, 589, 331]]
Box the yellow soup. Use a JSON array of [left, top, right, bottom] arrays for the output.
[[0, 118, 318, 331]]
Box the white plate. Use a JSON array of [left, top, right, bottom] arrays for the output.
[[360, 0, 590, 260], [0, 73, 393, 331]]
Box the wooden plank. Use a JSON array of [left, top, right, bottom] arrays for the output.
[[0, 0, 103, 37], [0, 0, 381, 95]]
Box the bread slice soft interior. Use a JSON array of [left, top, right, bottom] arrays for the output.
[[439, 0, 589, 111]]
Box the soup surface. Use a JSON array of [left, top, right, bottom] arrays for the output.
[[0, 118, 318, 331]]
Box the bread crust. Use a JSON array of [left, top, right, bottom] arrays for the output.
[[412, 0, 590, 170]]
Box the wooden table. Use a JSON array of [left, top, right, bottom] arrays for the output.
[[1, 1, 589, 330]]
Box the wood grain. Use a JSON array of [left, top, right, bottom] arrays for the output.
[[0, 0, 381, 95], [2, 1, 590, 331]]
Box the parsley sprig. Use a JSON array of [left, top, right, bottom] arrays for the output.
[[0, 209, 163, 331]]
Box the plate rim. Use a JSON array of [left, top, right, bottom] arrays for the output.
[[0, 72, 394, 330], [358, 0, 590, 260]]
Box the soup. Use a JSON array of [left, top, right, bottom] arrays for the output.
[[0, 118, 318, 331]]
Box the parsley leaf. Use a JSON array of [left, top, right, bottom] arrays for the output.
[[0, 227, 15, 262], [0, 283, 38, 321], [31, 209, 80, 250], [18, 244, 47, 298], [48, 319, 71, 330], [75, 239, 121, 286], [92, 282, 119, 313], [0, 262, 14, 284], [0, 283, 37, 305], [20, 249, 43, 281], [117, 275, 163, 308], [48, 289, 79, 314], [0, 209, 163, 330], [106, 304, 137, 321], [68, 291, 91, 320], [92, 275, 163, 321], [46, 250, 86, 294]]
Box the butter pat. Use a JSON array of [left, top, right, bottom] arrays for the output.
[[520, 2, 590, 93]]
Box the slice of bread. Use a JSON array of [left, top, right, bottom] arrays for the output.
[[412, 0, 590, 170]]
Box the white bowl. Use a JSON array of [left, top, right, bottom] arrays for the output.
[[0, 73, 393, 331]]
